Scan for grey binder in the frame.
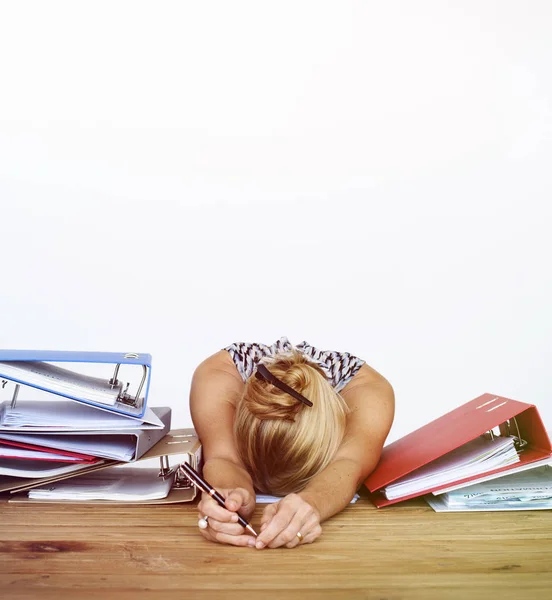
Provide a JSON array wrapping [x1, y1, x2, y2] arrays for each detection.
[[0, 407, 172, 494], [22, 405, 173, 461]]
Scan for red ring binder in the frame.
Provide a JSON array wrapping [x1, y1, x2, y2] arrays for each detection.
[[364, 393, 552, 507]]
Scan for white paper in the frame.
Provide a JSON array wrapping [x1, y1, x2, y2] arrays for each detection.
[[433, 457, 552, 495], [0, 446, 87, 462], [256, 492, 360, 504], [0, 400, 163, 431], [0, 361, 120, 405], [28, 466, 173, 501], [0, 432, 136, 462], [426, 494, 552, 512], [0, 459, 103, 478], [436, 465, 552, 507], [383, 436, 520, 500]]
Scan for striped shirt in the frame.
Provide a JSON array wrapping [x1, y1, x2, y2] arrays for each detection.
[[224, 337, 364, 392]]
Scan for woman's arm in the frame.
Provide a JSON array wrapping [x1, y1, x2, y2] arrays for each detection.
[[300, 364, 395, 519], [189, 351, 257, 546], [255, 364, 394, 549]]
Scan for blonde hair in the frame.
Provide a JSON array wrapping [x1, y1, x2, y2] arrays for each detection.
[[234, 351, 349, 495]]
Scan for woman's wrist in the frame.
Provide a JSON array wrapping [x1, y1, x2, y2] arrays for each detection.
[[297, 490, 322, 521], [202, 457, 256, 511], [203, 457, 252, 486]]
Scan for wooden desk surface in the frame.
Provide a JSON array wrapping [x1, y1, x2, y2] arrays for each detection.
[[1, 491, 551, 600]]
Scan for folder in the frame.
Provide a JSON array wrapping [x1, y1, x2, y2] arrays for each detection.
[[0, 438, 100, 463], [0, 406, 171, 469], [26, 466, 177, 503], [0, 350, 152, 418], [0, 400, 165, 430], [426, 463, 552, 512], [0, 460, 117, 494], [364, 393, 552, 507], [7, 428, 203, 504], [0, 458, 106, 479]]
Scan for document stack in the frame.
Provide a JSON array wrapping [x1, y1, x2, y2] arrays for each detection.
[[426, 462, 552, 512], [0, 350, 201, 504], [381, 435, 521, 502], [364, 393, 552, 512]]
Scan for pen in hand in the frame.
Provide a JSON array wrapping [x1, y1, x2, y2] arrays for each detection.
[[179, 461, 258, 537]]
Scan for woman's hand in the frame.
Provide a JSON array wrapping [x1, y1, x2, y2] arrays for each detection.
[[255, 493, 322, 549], [197, 487, 256, 547]]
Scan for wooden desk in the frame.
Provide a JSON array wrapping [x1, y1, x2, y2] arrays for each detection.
[[1, 492, 551, 600]]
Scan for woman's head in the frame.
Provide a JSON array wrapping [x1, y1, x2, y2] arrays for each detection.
[[234, 351, 349, 495]]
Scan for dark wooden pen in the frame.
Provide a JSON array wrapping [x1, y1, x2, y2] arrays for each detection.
[[179, 461, 258, 537]]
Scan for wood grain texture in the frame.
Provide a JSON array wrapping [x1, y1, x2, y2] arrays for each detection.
[[1, 490, 551, 600]]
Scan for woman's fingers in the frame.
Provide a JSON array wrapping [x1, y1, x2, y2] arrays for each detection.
[[224, 488, 252, 513], [203, 529, 257, 547], [284, 514, 322, 548], [198, 492, 322, 549], [198, 487, 254, 523], [260, 502, 278, 530], [256, 494, 322, 549], [197, 487, 257, 547], [197, 512, 255, 547], [264, 508, 310, 549], [256, 496, 305, 549], [198, 493, 239, 523], [198, 515, 245, 537]]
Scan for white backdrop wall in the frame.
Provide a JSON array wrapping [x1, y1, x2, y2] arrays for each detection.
[[1, 1, 551, 442]]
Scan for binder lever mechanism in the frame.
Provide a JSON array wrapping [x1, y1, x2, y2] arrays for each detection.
[[109, 364, 148, 407], [10, 383, 20, 409], [485, 416, 528, 452], [158, 455, 193, 489]]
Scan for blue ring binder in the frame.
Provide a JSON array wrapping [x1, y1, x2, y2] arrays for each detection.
[[0, 350, 152, 418]]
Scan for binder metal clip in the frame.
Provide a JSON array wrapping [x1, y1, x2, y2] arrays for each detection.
[[158, 456, 193, 490], [503, 417, 528, 451], [485, 416, 528, 452], [109, 362, 148, 408]]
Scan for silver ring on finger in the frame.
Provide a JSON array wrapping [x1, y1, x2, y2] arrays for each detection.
[[296, 531, 304, 543], [198, 515, 209, 530]]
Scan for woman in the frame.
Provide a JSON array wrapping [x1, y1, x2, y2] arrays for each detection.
[[189, 337, 394, 549]]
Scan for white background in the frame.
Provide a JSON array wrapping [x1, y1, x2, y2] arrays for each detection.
[[1, 1, 551, 443]]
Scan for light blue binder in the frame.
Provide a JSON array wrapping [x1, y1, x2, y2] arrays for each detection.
[[0, 350, 152, 418]]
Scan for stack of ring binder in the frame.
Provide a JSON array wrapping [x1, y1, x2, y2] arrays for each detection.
[[6, 429, 203, 505], [0, 350, 202, 504]]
